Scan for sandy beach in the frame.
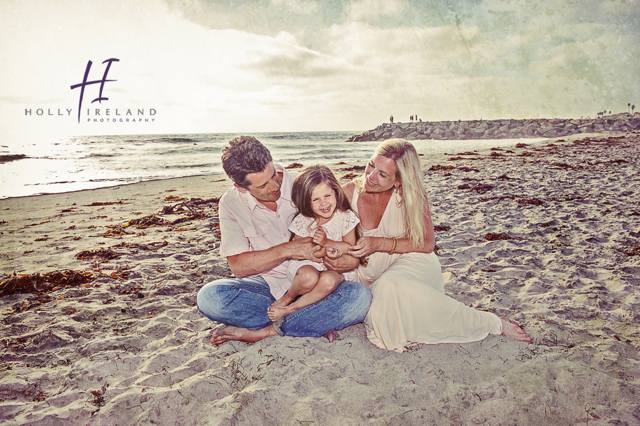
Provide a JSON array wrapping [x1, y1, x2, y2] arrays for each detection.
[[1, 132, 639, 425]]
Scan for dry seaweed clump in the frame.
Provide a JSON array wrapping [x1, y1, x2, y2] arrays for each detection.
[[624, 246, 640, 256], [485, 232, 511, 241], [76, 248, 121, 260], [125, 214, 169, 229], [429, 165, 455, 171], [0, 270, 95, 297]]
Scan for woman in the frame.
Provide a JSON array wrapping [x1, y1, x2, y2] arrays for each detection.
[[343, 139, 531, 352]]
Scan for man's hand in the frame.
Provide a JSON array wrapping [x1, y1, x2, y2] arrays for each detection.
[[287, 237, 322, 263], [227, 237, 322, 278], [324, 253, 358, 274], [312, 228, 328, 246]]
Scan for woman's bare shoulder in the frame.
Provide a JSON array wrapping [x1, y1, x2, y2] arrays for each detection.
[[342, 181, 356, 193], [342, 181, 356, 203]]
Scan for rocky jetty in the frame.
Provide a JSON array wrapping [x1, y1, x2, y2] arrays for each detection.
[[347, 116, 640, 142]]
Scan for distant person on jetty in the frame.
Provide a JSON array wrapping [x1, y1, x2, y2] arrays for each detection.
[[390, 115, 393, 124], [267, 165, 360, 322], [343, 139, 532, 352], [197, 136, 371, 345]]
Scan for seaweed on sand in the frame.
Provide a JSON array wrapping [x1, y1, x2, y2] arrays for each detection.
[[0, 270, 95, 298], [76, 248, 122, 261]]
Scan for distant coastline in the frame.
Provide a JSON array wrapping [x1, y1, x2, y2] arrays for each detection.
[[347, 114, 640, 142]]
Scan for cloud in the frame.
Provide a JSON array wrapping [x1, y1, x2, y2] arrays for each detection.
[[2, 0, 639, 137], [269, 0, 319, 15], [345, 0, 406, 21], [243, 46, 346, 79]]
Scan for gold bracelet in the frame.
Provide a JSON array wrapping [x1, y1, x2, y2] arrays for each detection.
[[388, 237, 397, 255]]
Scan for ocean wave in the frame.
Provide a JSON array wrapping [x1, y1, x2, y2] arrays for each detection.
[[263, 134, 304, 140], [25, 180, 76, 186], [157, 137, 199, 143], [83, 153, 118, 158], [88, 177, 138, 183], [0, 154, 29, 163], [172, 163, 216, 169]]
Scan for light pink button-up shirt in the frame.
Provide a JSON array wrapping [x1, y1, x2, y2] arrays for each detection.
[[218, 164, 298, 298]]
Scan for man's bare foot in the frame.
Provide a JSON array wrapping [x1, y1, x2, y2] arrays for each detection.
[[499, 318, 533, 343], [323, 330, 336, 343], [210, 325, 276, 345], [267, 305, 296, 321]]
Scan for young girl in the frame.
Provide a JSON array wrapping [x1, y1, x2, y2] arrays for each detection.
[[267, 165, 360, 321]]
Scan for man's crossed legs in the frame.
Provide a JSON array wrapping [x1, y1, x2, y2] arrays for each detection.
[[197, 275, 372, 344]]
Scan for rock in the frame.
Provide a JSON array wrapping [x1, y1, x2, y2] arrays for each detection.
[[345, 116, 632, 142], [627, 119, 640, 130], [406, 131, 419, 140]]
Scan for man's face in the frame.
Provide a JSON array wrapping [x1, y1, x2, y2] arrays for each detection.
[[243, 163, 282, 203]]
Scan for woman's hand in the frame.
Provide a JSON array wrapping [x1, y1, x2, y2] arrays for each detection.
[[348, 236, 381, 258]]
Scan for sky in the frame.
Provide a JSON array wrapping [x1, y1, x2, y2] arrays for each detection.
[[1, 0, 639, 142]]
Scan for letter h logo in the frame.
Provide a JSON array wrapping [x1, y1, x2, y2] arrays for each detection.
[[70, 58, 119, 123]]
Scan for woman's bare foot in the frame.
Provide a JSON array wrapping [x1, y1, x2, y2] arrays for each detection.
[[499, 318, 533, 343], [210, 324, 277, 345], [267, 305, 296, 321], [324, 330, 336, 343]]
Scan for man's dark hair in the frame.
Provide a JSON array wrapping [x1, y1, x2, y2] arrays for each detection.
[[221, 136, 273, 188]]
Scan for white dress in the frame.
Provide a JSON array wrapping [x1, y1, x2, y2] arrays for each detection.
[[352, 189, 502, 352], [287, 209, 360, 282]]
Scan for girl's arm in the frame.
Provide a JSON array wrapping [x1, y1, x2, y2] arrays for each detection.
[[314, 227, 357, 254]]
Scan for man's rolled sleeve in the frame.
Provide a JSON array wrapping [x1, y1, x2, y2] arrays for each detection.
[[218, 198, 250, 258]]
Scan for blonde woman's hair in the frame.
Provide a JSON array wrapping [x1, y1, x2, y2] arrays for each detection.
[[354, 139, 428, 249]]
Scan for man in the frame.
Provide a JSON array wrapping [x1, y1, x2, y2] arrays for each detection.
[[197, 136, 372, 345]]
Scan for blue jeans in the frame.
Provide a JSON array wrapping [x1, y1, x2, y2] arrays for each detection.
[[197, 275, 372, 337]]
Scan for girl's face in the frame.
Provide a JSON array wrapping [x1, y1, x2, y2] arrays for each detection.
[[310, 182, 337, 223], [364, 154, 398, 192]]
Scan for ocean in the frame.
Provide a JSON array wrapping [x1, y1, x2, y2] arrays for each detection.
[[0, 131, 545, 199]]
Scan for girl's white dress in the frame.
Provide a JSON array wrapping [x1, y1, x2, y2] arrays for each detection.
[[287, 209, 360, 282], [351, 188, 502, 352]]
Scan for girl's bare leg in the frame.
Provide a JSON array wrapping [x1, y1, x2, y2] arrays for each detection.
[[282, 270, 344, 314], [268, 266, 319, 320], [268, 270, 343, 321]]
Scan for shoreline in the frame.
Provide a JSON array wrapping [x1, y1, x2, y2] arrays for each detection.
[[0, 131, 607, 202], [1, 131, 639, 425]]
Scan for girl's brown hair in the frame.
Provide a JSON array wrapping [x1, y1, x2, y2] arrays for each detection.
[[291, 165, 351, 218]]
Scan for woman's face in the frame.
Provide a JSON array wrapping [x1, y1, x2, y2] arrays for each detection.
[[364, 154, 399, 192]]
